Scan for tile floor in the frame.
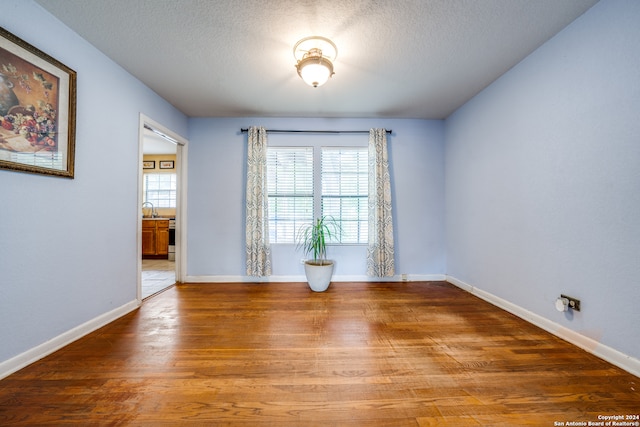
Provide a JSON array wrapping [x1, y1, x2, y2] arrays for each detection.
[[141, 259, 175, 299]]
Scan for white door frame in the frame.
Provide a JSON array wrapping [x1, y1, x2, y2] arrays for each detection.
[[137, 114, 189, 302]]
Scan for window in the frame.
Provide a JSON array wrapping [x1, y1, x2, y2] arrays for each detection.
[[321, 148, 368, 243], [266, 146, 368, 244], [267, 147, 313, 243], [143, 173, 177, 208]]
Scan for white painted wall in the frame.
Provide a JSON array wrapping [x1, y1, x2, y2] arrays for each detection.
[[445, 0, 640, 361], [186, 117, 445, 281], [0, 1, 188, 368]]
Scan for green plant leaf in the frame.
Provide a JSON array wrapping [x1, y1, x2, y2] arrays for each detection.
[[295, 215, 341, 262]]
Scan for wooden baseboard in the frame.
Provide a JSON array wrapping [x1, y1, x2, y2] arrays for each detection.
[[184, 274, 447, 283]]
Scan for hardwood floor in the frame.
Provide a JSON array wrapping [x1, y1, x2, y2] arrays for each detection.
[[0, 282, 637, 426]]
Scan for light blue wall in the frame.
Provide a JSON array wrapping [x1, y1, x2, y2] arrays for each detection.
[[445, 0, 640, 359], [0, 1, 188, 363], [187, 117, 445, 279]]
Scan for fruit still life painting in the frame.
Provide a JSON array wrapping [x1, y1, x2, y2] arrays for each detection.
[[0, 52, 59, 154], [0, 26, 76, 177]]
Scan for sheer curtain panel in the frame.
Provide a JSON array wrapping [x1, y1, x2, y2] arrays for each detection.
[[245, 126, 272, 276], [367, 128, 395, 277]]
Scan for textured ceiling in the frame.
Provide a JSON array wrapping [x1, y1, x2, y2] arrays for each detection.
[[35, 0, 598, 119]]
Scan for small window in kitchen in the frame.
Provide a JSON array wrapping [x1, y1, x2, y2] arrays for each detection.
[[143, 173, 177, 208]]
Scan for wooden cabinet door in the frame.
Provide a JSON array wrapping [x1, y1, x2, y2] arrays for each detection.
[[141, 227, 156, 256], [156, 221, 169, 256]]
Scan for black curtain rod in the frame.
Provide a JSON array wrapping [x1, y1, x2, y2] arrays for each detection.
[[240, 128, 391, 134]]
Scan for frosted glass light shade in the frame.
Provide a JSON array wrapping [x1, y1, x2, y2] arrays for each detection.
[[297, 57, 334, 87], [293, 37, 337, 88]]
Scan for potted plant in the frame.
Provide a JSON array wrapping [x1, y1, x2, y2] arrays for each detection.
[[296, 216, 340, 292]]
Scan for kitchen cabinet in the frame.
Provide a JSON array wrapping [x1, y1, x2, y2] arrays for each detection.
[[142, 219, 169, 258]]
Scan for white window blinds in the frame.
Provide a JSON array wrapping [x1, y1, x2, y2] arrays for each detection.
[[143, 173, 177, 208], [321, 147, 368, 244], [267, 147, 314, 243], [266, 146, 368, 244]]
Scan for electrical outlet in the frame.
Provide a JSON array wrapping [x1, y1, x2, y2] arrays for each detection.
[[561, 294, 581, 311]]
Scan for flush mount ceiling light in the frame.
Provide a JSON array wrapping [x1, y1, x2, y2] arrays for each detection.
[[293, 36, 337, 88]]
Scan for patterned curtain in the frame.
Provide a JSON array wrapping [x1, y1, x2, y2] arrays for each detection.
[[367, 128, 395, 277], [245, 126, 272, 276]]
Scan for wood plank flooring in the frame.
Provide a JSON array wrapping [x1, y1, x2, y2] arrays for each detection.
[[0, 281, 637, 426]]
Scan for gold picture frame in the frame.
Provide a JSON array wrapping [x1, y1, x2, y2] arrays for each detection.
[[0, 27, 77, 178]]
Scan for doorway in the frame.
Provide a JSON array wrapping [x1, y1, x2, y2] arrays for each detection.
[[138, 115, 187, 300]]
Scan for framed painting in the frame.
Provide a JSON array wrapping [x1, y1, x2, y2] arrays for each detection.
[[0, 27, 77, 178], [159, 160, 174, 169], [143, 160, 155, 170]]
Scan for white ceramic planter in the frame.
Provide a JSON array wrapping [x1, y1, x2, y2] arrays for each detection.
[[304, 261, 334, 292]]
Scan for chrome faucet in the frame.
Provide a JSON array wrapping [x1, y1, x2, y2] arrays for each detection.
[[142, 202, 157, 218]]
